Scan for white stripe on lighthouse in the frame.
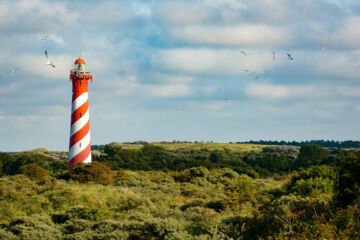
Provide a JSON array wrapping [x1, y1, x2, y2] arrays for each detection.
[[72, 92, 88, 113], [69, 131, 91, 160], [70, 110, 89, 136], [83, 153, 92, 164]]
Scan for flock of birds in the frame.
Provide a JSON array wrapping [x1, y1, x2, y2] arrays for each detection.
[[223, 43, 326, 103], [0, 35, 325, 105], [0, 36, 55, 80]]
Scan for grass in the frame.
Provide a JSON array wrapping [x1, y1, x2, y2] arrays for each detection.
[[107, 142, 270, 153]]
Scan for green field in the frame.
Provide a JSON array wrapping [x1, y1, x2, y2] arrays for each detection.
[[106, 142, 271, 152]]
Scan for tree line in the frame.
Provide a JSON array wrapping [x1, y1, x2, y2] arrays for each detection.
[[238, 140, 359, 148]]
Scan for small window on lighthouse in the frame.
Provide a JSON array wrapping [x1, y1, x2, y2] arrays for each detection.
[[79, 142, 82, 148], [80, 113, 82, 117]]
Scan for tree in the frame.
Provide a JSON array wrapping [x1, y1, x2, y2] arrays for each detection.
[[295, 144, 329, 168], [336, 151, 360, 207]]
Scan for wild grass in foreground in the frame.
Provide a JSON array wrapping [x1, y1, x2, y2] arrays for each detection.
[[0, 143, 359, 239]]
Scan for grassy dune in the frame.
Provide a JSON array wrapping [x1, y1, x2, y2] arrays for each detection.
[[107, 142, 270, 152]]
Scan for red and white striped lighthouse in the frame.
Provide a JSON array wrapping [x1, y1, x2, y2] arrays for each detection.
[[68, 58, 93, 170]]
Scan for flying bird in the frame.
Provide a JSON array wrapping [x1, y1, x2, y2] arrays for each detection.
[[240, 50, 251, 56], [273, 51, 276, 60], [45, 50, 56, 68], [286, 53, 294, 60], [40, 35, 48, 41], [320, 43, 325, 50], [243, 69, 251, 75], [254, 75, 260, 80], [8, 68, 20, 74]]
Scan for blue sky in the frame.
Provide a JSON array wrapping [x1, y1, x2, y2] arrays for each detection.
[[0, 0, 360, 151]]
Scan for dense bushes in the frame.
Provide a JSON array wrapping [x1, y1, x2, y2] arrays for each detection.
[[295, 144, 330, 168], [68, 162, 114, 185], [288, 165, 336, 197], [0, 143, 359, 239], [336, 151, 360, 207], [19, 163, 49, 180]]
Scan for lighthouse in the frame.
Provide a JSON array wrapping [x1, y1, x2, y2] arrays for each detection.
[[68, 58, 93, 170]]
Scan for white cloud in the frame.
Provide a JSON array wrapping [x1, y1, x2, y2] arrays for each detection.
[[147, 84, 193, 97], [17, 54, 74, 80], [132, 2, 152, 17], [245, 83, 291, 99], [168, 24, 291, 46], [313, 50, 360, 79], [107, 75, 140, 96], [245, 82, 360, 100], [0, 83, 20, 95], [356, 105, 360, 113], [327, 16, 360, 48], [104, 75, 193, 97], [187, 101, 225, 111], [0, 0, 77, 32], [153, 73, 196, 83], [80, 1, 135, 25], [155, 1, 212, 24], [152, 48, 275, 75]]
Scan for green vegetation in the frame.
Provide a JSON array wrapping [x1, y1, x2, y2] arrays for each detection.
[[0, 142, 359, 239]]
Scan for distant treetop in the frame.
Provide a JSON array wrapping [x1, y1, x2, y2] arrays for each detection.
[[237, 140, 359, 148]]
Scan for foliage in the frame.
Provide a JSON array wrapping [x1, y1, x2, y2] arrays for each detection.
[[68, 162, 114, 185], [19, 163, 49, 180], [242, 140, 360, 148], [336, 151, 360, 207], [0, 144, 359, 239], [295, 144, 330, 168], [288, 165, 336, 197]]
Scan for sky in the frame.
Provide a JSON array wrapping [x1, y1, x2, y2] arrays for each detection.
[[0, 0, 360, 151]]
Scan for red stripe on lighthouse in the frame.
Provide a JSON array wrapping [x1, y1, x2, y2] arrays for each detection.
[[69, 120, 90, 148], [68, 58, 93, 170], [68, 142, 91, 170], [71, 100, 88, 124]]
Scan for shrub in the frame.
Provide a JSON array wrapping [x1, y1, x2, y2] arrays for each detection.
[[7, 215, 61, 239], [189, 167, 209, 178], [66, 206, 109, 221], [295, 144, 329, 169], [19, 164, 49, 180], [68, 162, 114, 185], [62, 219, 92, 234], [288, 165, 336, 196], [336, 151, 360, 207], [134, 217, 191, 240], [180, 199, 206, 211], [0, 228, 16, 240], [206, 200, 226, 212]]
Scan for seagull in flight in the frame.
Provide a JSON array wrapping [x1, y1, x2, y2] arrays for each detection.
[[240, 50, 251, 56], [8, 68, 20, 74], [273, 51, 276, 60], [45, 50, 55, 68], [287, 53, 294, 60], [41, 35, 48, 41], [320, 43, 325, 50], [254, 75, 260, 80], [243, 69, 251, 75]]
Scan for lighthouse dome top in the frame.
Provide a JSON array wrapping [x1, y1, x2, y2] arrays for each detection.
[[75, 58, 86, 64]]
